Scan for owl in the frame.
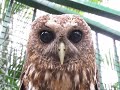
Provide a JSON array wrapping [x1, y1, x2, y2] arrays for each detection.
[[20, 14, 99, 90]]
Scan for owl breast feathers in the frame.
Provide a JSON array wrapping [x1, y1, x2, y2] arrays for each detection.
[[20, 14, 99, 90]]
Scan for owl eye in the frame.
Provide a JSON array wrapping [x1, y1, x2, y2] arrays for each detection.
[[68, 30, 82, 43], [40, 30, 55, 43]]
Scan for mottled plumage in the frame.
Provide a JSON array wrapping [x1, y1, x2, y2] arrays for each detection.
[[20, 14, 99, 90]]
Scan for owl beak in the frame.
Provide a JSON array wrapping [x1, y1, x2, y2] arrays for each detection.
[[58, 42, 65, 65]]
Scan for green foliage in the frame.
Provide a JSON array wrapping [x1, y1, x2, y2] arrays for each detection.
[[1, 0, 27, 21], [4, 61, 24, 90], [0, 45, 25, 89], [90, 0, 102, 3], [112, 82, 120, 90], [65, 5, 84, 16]]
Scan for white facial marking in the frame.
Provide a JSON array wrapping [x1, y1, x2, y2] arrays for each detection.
[[58, 42, 66, 65], [74, 74, 79, 86], [28, 82, 32, 90], [26, 64, 32, 74], [46, 15, 61, 28], [56, 72, 60, 81], [50, 63, 53, 69], [83, 70, 87, 82], [34, 72, 39, 80], [67, 65, 70, 71], [29, 66, 35, 76], [94, 66, 97, 81], [44, 71, 51, 81], [28, 81, 37, 90], [64, 21, 77, 27], [32, 87, 37, 90], [90, 82, 95, 90]]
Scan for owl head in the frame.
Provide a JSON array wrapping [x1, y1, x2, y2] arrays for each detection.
[[26, 14, 95, 70]]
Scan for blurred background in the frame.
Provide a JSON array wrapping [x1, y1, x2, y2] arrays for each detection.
[[0, 0, 120, 90]]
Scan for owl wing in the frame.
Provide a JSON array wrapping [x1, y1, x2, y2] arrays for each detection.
[[95, 82, 99, 90], [19, 81, 25, 90], [95, 69, 100, 90], [19, 72, 26, 90]]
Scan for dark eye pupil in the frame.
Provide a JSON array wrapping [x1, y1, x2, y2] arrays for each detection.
[[40, 30, 55, 43], [68, 30, 82, 43]]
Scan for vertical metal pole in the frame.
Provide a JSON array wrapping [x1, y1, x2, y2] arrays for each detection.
[[0, 0, 14, 88], [32, 8, 36, 21], [95, 32, 104, 90], [0, 0, 13, 45], [113, 39, 120, 89]]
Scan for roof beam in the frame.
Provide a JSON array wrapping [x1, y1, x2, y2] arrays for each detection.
[[16, 0, 62, 14], [48, 0, 120, 21]]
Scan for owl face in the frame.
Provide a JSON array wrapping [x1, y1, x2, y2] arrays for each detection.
[[21, 14, 98, 90], [27, 14, 94, 68]]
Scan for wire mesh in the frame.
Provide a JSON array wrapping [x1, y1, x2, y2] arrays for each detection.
[[0, 1, 34, 90], [0, 0, 120, 90]]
